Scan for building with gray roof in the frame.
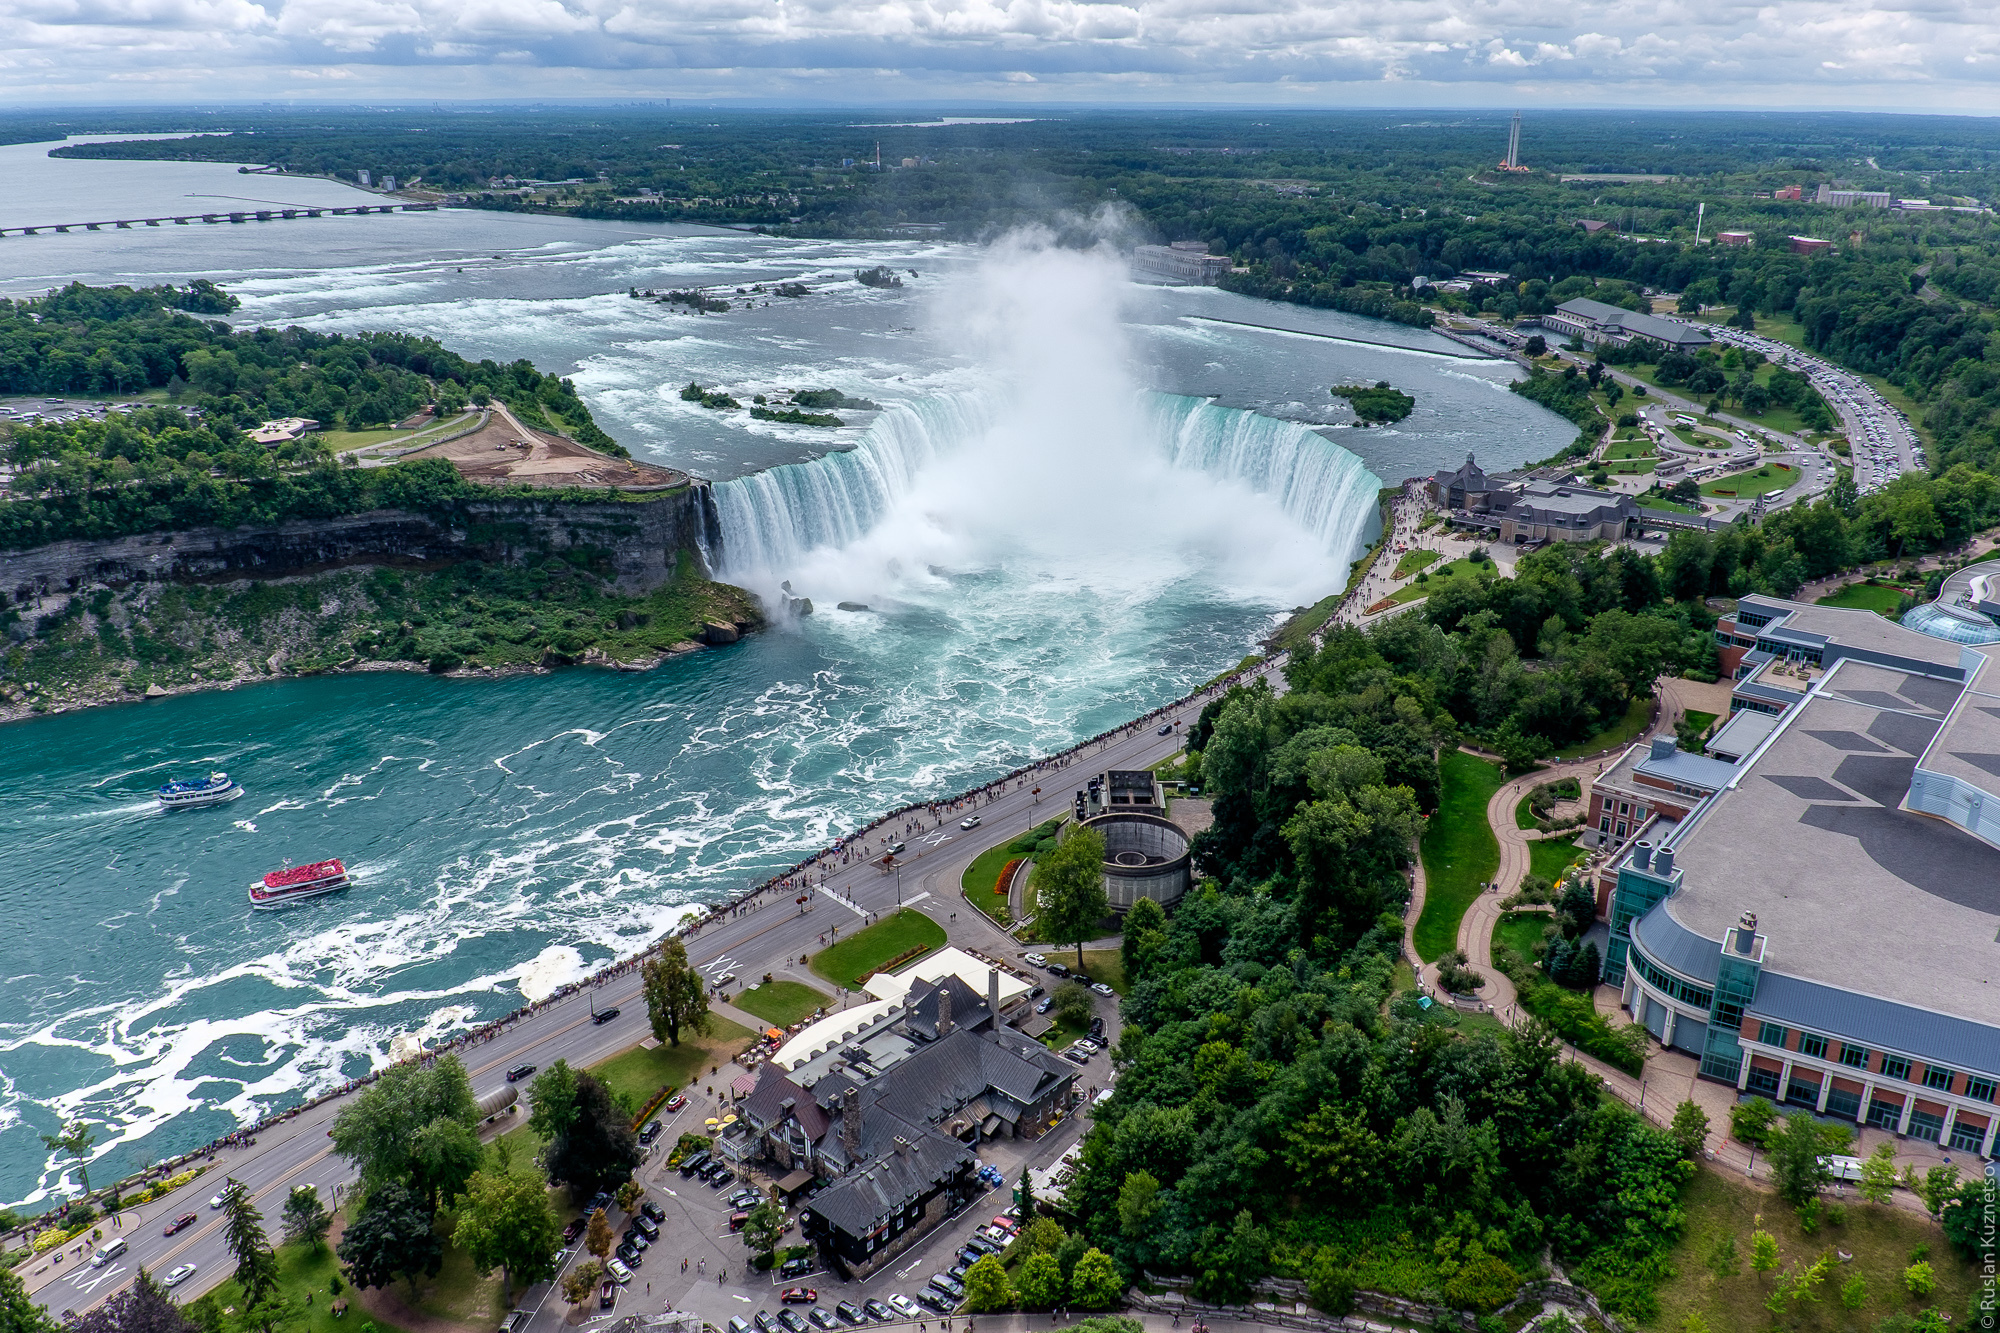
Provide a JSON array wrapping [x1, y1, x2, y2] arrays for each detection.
[[1540, 297, 1713, 351], [1601, 599, 2000, 1155]]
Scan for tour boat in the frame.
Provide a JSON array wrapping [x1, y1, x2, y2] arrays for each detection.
[[248, 859, 350, 909], [157, 772, 242, 809]]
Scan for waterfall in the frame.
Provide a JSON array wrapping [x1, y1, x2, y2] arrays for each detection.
[[708, 391, 1384, 580]]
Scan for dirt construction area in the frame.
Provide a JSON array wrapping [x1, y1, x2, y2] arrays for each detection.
[[407, 403, 688, 490]]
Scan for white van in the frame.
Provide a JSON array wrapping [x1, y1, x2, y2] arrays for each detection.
[[91, 1238, 128, 1268]]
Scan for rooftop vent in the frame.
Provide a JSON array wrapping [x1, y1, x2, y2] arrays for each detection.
[[1633, 841, 1653, 871], [1650, 736, 1676, 761], [1656, 845, 1675, 875]]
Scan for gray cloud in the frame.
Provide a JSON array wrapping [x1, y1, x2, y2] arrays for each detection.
[[3, 0, 2000, 102]]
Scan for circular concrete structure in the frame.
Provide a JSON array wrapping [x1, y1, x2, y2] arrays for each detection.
[[1084, 812, 1191, 912]]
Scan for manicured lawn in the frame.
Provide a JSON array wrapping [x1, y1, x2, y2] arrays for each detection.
[[1555, 695, 1653, 759], [1606, 438, 1655, 461], [1701, 462, 1798, 498], [1527, 835, 1584, 883], [1638, 493, 1700, 514], [1414, 751, 1505, 961], [1604, 457, 1657, 474], [733, 980, 831, 1028], [197, 1236, 423, 1333], [1514, 792, 1539, 830], [1817, 581, 1912, 616], [1647, 1164, 1976, 1333], [589, 1015, 755, 1107], [961, 843, 1021, 926], [1076, 949, 1128, 994], [1684, 709, 1718, 735], [1494, 911, 1552, 963], [1391, 556, 1498, 604], [809, 908, 946, 988], [1392, 548, 1441, 578]]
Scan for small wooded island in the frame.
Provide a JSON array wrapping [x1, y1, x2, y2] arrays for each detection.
[[1332, 380, 1416, 424]]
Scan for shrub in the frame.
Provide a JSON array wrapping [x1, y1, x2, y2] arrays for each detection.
[[1905, 1260, 1936, 1296], [1730, 1097, 1779, 1149]]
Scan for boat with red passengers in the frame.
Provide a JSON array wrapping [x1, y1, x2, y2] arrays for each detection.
[[248, 859, 350, 909]]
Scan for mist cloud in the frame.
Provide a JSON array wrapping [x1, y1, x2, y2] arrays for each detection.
[[3, 0, 2000, 104]]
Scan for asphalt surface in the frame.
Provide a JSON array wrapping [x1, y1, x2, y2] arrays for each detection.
[[27, 689, 1229, 1321]]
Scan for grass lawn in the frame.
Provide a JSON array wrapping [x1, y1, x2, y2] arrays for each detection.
[[1638, 493, 1700, 514], [733, 980, 831, 1028], [1076, 949, 1128, 994], [1646, 1165, 1976, 1333], [1605, 457, 1657, 474], [589, 1015, 755, 1107], [1701, 462, 1798, 498], [1817, 582, 1912, 616], [1414, 751, 1505, 961], [810, 908, 946, 988], [1685, 709, 1718, 735], [1753, 314, 1933, 444], [1514, 792, 1539, 830], [1527, 835, 1584, 883], [1555, 695, 1653, 759], [198, 1237, 428, 1333], [1391, 556, 1499, 604], [961, 843, 1022, 926], [1494, 911, 1552, 963], [1393, 548, 1441, 578], [1268, 593, 1342, 654]]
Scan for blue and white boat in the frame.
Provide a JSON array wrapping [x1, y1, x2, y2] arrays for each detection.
[[157, 772, 242, 809]]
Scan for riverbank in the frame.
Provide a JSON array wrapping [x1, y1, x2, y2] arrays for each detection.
[[0, 554, 759, 724]]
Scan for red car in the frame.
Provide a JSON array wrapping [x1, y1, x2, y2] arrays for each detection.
[[163, 1212, 199, 1237], [664, 1092, 688, 1112], [780, 1289, 818, 1304], [991, 1215, 1018, 1233]]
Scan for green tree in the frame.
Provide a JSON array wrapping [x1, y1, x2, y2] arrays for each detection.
[[1442, 1251, 1522, 1313], [39, 1120, 97, 1194], [1305, 1249, 1355, 1316], [1840, 1272, 1868, 1308], [1120, 897, 1168, 983], [408, 1117, 484, 1212], [1052, 980, 1094, 1028], [1115, 1171, 1160, 1238], [337, 1182, 442, 1297], [1915, 1164, 1963, 1216], [1016, 1252, 1067, 1309], [1017, 1165, 1037, 1218], [544, 1072, 641, 1198], [1668, 1100, 1710, 1160], [1858, 1142, 1900, 1204], [743, 1191, 785, 1265], [585, 1208, 613, 1261], [1905, 1260, 1936, 1297], [527, 1060, 581, 1142], [641, 937, 711, 1048], [67, 1266, 197, 1333], [453, 1169, 561, 1304], [1750, 1228, 1780, 1276], [0, 1264, 59, 1333], [560, 1260, 605, 1310], [330, 1056, 478, 1190], [1032, 826, 1109, 969], [1730, 1097, 1778, 1149], [961, 1254, 1015, 1312], [222, 1179, 279, 1311], [1768, 1111, 1835, 1207], [281, 1185, 331, 1252], [1068, 1249, 1123, 1309]]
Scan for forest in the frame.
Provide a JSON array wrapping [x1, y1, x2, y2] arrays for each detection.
[[0, 283, 630, 549]]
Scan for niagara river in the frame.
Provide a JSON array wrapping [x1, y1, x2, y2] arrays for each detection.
[[0, 140, 1578, 1205]]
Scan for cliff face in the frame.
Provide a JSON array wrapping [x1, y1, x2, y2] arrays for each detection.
[[0, 486, 723, 602]]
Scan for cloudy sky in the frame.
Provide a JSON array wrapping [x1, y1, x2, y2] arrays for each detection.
[[4, 0, 1999, 106]]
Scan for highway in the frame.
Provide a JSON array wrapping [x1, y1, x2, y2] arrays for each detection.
[[25, 688, 1225, 1321]]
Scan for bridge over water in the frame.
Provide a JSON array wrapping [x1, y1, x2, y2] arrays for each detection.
[[0, 202, 441, 237]]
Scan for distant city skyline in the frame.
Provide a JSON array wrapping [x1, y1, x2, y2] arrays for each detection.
[[4, 0, 2000, 109]]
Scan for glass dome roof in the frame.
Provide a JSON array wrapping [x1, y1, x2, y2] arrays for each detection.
[[1902, 601, 2000, 645]]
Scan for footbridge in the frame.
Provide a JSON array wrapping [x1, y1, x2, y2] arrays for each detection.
[[0, 202, 441, 237]]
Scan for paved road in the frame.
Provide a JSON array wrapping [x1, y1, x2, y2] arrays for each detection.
[[28, 689, 1227, 1321]]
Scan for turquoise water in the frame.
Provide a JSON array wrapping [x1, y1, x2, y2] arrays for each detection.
[[0, 144, 1576, 1206]]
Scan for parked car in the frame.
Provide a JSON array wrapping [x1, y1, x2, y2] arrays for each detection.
[[665, 1092, 688, 1112], [1090, 982, 1114, 997], [754, 1312, 778, 1333], [835, 1301, 866, 1324], [605, 1257, 634, 1283], [947, 1262, 970, 1283], [638, 1120, 664, 1144], [600, 1281, 617, 1309], [930, 1274, 965, 1299], [955, 1246, 985, 1268], [977, 1225, 1009, 1246], [778, 1310, 808, 1333], [163, 1212, 199, 1237], [1034, 996, 1053, 1014], [1023, 952, 1046, 967], [563, 1217, 588, 1243], [1062, 1046, 1090, 1065], [862, 1299, 892, 1322], [780, 1289, 818, 1305], [622, 1228, 650, 1252], [992, 1214, 1019, 1231], [1046, 961, 1070, 977], [616, 1242, 644, 1266], [506, 1062, 536, 1082], [729, 1211, 751, 1232], [810, 1309, 840, 1329], [632, 1215, 660, 1240], [642, 1201, 666, 1224], [162, 1263, 196, 1289], [780, 1256, 816, 1279], [730, 1317, 753, 1333], [1089, 1016, 1105, 1038], [965, 1235, 999, 1255], [586, 1191, 616, 1214], [887, 1296, 925, 1319], [913, 1290, 951, 1313], [1075, 1038, 1101, 1054], [710, 1168, 736, 1189], [959, 815, 981, 830], [679, 1152, 711, 1177]]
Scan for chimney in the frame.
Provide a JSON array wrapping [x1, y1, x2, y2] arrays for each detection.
[[1655, 845, 1676, 875], [988, 968, 1001, 1022], [937, 983, 953, 1037], [1734, 911, 1759, 955], [841, 1086, 861, 1158], [1650, 736, 1675, 761], [893, 1135, 911, 1157], [1633, 841, 1653, 871]]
